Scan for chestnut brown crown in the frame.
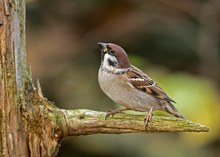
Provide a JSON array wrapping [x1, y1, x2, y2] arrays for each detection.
[[98, 42, 131, 69]]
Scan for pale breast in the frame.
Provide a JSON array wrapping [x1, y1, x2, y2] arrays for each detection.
[[98, 68, 161, 112]]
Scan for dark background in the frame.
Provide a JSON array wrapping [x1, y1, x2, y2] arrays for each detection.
[[26, 0, 220, 157]]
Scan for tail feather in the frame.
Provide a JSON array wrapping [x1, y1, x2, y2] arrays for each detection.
[[162, 102, 188, 120]]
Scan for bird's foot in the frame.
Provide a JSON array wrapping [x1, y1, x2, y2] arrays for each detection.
[[144, 107, 153, 129], [105, 108, 129, 120]]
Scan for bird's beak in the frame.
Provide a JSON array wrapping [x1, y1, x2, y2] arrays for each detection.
[[97, 42, 108, 53]]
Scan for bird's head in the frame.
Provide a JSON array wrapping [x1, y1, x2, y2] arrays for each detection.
[[98, 42, 131, 69]]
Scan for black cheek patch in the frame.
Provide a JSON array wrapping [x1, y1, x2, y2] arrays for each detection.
[[108, 59, 117, 67]]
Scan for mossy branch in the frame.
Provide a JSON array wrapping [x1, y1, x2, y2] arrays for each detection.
[[22, 81, 209, 156], [59, 109, 209, 137]]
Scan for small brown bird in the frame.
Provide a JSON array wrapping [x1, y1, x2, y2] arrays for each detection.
[[97, 42, 187, 127]]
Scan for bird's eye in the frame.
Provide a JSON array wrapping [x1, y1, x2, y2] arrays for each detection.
[[108, 50, 115, 55]]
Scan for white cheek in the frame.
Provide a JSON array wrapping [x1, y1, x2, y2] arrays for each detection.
[[103, 53, 118, 67], [101, 53, 128, 74]]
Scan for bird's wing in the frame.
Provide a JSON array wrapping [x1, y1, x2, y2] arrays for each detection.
[[124, 66, 176, 103]]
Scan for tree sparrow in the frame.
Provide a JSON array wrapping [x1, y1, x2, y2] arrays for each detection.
[[97, 42, 187, 127]]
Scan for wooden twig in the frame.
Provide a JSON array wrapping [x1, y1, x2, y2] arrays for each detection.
[[60, 109, 209, 137]]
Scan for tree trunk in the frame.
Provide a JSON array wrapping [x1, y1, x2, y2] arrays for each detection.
[[0, 0, 209, 157], [0, 0, 28, 156]]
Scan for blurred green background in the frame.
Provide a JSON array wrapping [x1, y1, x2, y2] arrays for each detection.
[[26, 0, 220, 157]]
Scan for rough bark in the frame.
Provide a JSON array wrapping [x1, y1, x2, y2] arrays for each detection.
[[0, 0, 28, 156], [0, 0, 209, 157]]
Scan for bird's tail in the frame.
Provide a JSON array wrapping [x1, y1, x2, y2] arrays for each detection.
[[162, 102, 188, 120]]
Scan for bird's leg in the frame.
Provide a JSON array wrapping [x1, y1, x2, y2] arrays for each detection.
[[105, 108, 130, 120], [144, 107, 154, 128]]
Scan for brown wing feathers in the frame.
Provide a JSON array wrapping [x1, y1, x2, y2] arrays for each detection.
[[126, 67, 176, 103]]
